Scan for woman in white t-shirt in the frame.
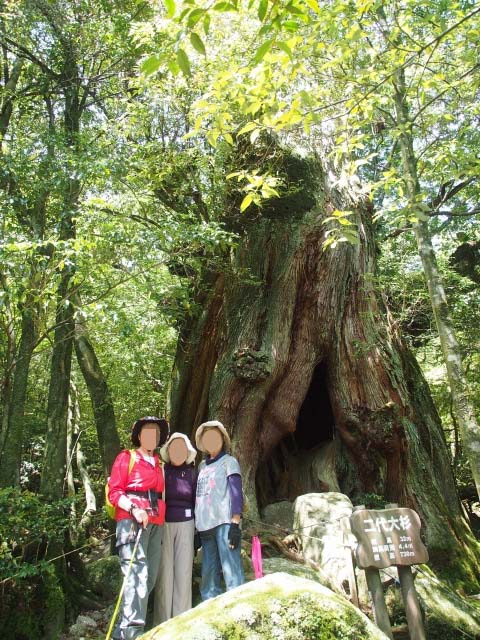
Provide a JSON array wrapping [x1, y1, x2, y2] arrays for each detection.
[[194, 420, 244, 600]]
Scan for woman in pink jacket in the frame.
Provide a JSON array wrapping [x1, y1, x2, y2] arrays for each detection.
[[108, 416, 169, 640]]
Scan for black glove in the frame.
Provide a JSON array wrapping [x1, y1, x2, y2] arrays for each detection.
[[228, 522, 241, 549], [194, 532, 202, 555]]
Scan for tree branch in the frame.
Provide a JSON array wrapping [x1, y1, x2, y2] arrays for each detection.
[[0, 36, 59, 78], [430, 177, 477, 211], [429, 207, 480, 218], [412, 63, 480, 123]]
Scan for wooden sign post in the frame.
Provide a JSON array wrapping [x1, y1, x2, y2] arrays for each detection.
[[350, 505, 428, 640]]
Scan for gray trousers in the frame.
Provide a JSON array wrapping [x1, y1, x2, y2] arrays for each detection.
[[154, 519, 195, 625], [113, 519, 163, 640]]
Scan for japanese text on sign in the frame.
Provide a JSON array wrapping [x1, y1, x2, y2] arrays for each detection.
[[350, 507, 429, 569]]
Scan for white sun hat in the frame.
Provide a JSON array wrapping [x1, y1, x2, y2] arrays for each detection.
[[160, 432, 197, 465], [195, 420, 231, 453]]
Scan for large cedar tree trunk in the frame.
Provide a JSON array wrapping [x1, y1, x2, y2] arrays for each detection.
[[171, 148, 479, 585]]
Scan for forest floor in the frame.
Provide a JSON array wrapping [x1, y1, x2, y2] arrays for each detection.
[[59, 522, 418, 640], [59, 503, 480, 639]]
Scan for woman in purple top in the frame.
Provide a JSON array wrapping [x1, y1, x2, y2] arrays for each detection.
[[153, 432, 197, 624]]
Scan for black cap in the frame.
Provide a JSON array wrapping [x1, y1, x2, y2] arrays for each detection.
[[131, 416, 169, 448]]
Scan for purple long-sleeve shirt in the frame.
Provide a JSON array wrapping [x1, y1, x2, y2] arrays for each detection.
[[227, 474, 243, 516], [164, 463, 197, 522], [206, 451, 243, 516]]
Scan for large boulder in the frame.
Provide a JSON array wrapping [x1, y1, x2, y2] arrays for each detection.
[[140, 572, 389, 639], [293, 492, 354, 595], [84, 555, 122, 600], [68, 614, 98, 639], [261, 557, 323, 583]]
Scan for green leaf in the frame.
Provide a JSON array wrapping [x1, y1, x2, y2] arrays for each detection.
[[237, 122, 257, 135], [303, 0, 319, 13], [277, 41, 293, 59], [203, 13, 211, 34], [346, 24, 362, 41], [167, 59, 180, 75], [164, 0, 176, 18], [176, 48, 191, 77], [283, 20, 299, 32], [187, 8, 205, 27], [244, 100, 262, 115], [140, 55, 161, 76], [224, 133, 234, 145], [179, 7, 191, 20], [213, 2, 237, 11], [206, 130, 219, 148], [258, 0, 268, 21], [253, 39, 273, 64], [285, 2, 304, 16], [240, 193, 254, 212], [190, 32, 206, 55]]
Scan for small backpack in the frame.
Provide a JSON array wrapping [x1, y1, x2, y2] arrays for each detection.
[[105, 449, 137, 519]]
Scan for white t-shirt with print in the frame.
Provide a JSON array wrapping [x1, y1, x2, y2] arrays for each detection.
[[195, 454, 241, 532]]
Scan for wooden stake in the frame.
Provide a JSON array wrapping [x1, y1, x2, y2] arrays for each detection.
[[365, 567, 394, 640], [397, 565, 426, 640]]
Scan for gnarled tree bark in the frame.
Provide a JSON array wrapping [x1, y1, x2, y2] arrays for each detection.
[[171, 148, 479, 585]]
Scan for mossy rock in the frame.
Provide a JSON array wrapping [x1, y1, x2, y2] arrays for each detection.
[[141, 572, 389, 639], [261, 557, 324, 584], [415, 568, 480, 639], [84, 555, 122, 600]]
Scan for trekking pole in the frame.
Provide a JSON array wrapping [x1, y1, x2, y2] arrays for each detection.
[[105, 524, 143, 640]]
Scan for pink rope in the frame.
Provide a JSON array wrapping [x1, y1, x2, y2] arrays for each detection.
[[251, 535, 263, 579]]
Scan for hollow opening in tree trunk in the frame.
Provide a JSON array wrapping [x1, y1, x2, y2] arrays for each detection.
[[257, 362, 336, 510], [296, 362, 335, 449]]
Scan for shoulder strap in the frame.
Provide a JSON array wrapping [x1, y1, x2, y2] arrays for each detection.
[[126, 450, 165, 503], [128, 449, 137, 475], [158, 458, 165, 502]]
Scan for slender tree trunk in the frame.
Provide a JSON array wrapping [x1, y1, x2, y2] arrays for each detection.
[[0, 50, 51, 484], [66, 385, 78, 541], [171, 147, 480, 585], [392, 67, 480, 501], [40, 269, 76, 498], [74, 297, 120, 477], [0, 56, 25, 460], [40, 51, 81, 499], [76, 426, 96, 532], [0, 303, 38, 486], [0, 197, 49, 487], [0, 273, 16, 458], [0, 57, 24, 141], [66, 381, 96, 541]]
